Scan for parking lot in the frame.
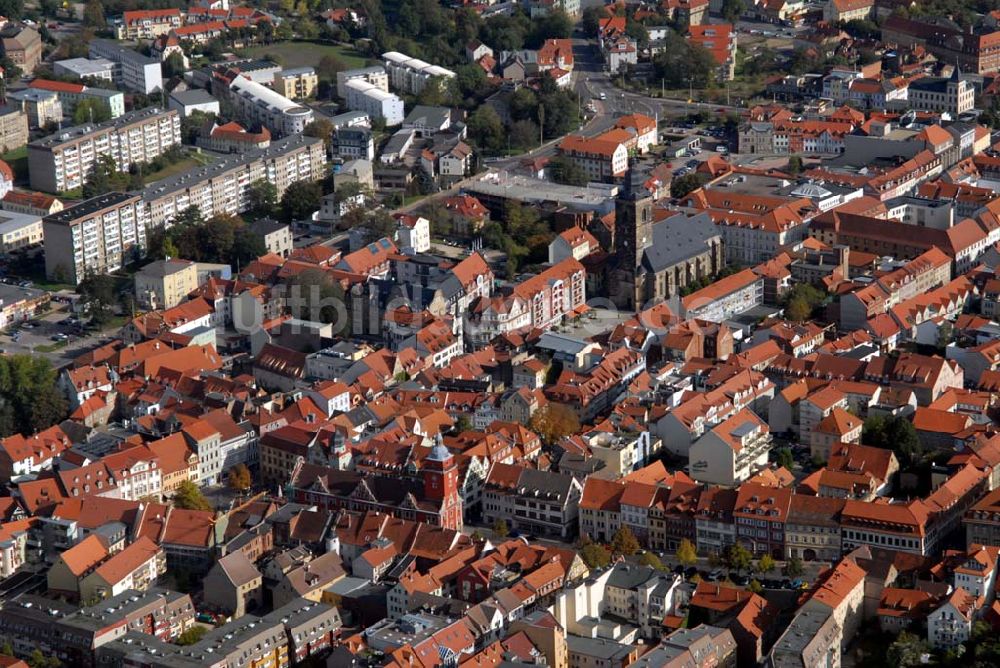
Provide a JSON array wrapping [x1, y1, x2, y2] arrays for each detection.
[[1, 307, 112, 369]]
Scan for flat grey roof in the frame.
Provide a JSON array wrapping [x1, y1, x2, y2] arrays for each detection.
[[281, 66, 316, 77], [141, 134, 321, 200], [0, 209, 41, 235], [29, 106, 174, 150], [465, 174, 613, 211], [169, 89, 217, 105], [44, 192, 140, 226]]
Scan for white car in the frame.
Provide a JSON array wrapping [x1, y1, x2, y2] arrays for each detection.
[[599, 92, 607, 100]]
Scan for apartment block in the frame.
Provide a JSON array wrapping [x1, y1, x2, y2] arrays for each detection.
[[0, 210, 43, 252], [344, 79, 405, 126], [134, 258, 199, 310], [27, 107, 181, 193], [382, 51, 456, 95], [116, 9, 183, 40], [227, 75, 313, 137], [0, 25, 42, 73], [89, 39, 164, 94], [681, 268, 764, 323], [53, 57, 116, 83], [6, 88, 62, 128], [29, 79, 126, 120], [0, 104, 29, 154], [336, 65, 389, 99], [43, 192, 149, 284], [274, 67, 318, 100], [557, 130, 630, 182], [141, 134, 326, 227]]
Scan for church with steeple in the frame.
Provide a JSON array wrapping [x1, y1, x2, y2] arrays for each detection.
[[607, 160, 724, 311]]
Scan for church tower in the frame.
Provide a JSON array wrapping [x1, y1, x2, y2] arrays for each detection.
[[611, 159, 654, 309]]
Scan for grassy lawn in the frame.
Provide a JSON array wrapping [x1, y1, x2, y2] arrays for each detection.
[[98, 315, 129, 332], [2, 146, 28, 183], [35, 341, 67, 353], [241, 41, 370, 70], [143, 153, 214, 185]]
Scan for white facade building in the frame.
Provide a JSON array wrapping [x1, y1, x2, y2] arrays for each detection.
[[343, 79, 405, 126], [228, 76, 313, 137], [89, 39, 164, 94], [382, 51, 456, 95]]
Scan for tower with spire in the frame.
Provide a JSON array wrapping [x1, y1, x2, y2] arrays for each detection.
[[422, 433, 463, 530], [609, 158, 653, 309]]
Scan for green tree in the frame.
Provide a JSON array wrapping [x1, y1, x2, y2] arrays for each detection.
[[786, 155, 803, 175], [176, 625, 208, 645], [863, 415, 922, 465], [508, 88, 538, 122], [550, 155, 587, 186], [162, 51, 187, 79], [528, 403, 580, 445], [526, 9, 572, 48], [936, 321, 954, 350], [721, 0, 746, 23], [453, 415, 472, 432], [611, 526, 640, 557], [625, 18, 648, 48], [230, 232, 267, 268], [0, 355, 68, 436], [73, 99, 112, 125], [581, 6, 605, 37], [77, 273, 118, 327], [676, 538, 698, 567], [453, 64, 490, 104], [200, 214, 239, 262], [886, 631, 930, 668], [786, 296, 812, 322], [653, 31, 716, 89], [467, 106, 505, 152], [247, 180, 278, 219], [492, 517, 509, 538], [757, 554, 776, 574], [748, 579, 763, 593], [671, 173, 707, 199], [784, 556, 804, 578], [227, 463, 251, 492], [286, 268, 347, 330], [639, 552, 664, 570], [279, 180, 322, 223], [305, 118, 334, 147], [579, 541, 612, 569], [725, 543, 753, 574], [508, 119, 539, 151], [173, 480, 212, 511], [316, 54, 348, 84], [83, 0, 106, 28], [782, 283, 827, 315], [181, 110, 215, 144], [775, 447, 795, 470]]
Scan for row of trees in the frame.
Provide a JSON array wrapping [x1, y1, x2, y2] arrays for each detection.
[[362, 0, 572, 68], [82, 146, 189, 198], [478, 201, 554, 277], [247, 178, 323, 224], [0, 355, 67, 437], [467, 78, 581, 155], [145, 207, 267, 267]]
